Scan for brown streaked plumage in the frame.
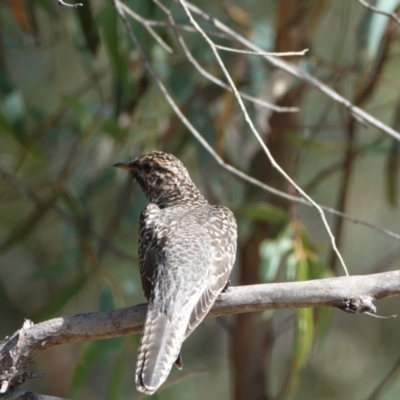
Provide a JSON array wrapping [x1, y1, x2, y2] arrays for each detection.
[[114, 151, 237, 395]]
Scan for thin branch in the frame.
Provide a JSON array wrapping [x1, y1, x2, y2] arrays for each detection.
[[356, 0, 400, 26], [119, 2, 173, 53], [112, 0, 400, 245], [107, 5, 230, 39], [177, 0, 350, 275], [58, 0, 82, 8], [113, 0, 301, 198], [316, 204, 400, 241], [329, 9, 398, 273], [183, 1, 400, 142], [124, 0, 299, 113], [303, 135, 385, 193], [0, 270, 399, 395], [214, 45, 309, 57]]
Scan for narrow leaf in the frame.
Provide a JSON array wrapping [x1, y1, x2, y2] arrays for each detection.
[[100, 2, 128, 81], [76, 1, 100, 55]]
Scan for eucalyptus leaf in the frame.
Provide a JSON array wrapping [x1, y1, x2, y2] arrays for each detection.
[[259, 231, 293, 282], [76, 1, 100, 55], [367, 0, 400, 59], [1, 91, 24, 125], [100, 2, 128, 82]]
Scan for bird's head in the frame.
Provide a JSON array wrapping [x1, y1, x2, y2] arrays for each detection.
[[114, 151, 204, 207]]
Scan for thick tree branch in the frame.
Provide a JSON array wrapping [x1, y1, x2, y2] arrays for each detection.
[[1, 270, 399, 398]]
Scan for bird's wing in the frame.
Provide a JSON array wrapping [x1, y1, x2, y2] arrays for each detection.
[[136, 216, 212, 395], [138, 203, 162, 301], [184, 205, 237, 339]]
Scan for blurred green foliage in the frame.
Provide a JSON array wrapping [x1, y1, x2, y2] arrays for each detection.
[[0, 1, 400, 400]]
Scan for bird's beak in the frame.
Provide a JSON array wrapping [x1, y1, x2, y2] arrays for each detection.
[[114, 160, 136, 172]]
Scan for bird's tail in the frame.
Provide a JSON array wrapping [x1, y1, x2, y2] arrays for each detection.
[[135, 307, 186, 395]]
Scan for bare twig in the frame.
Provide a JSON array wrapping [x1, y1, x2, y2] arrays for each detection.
[[317, 205, 400, 241], [119, 2, 173, 53], [183, 1, 400, 142], [177, 0, 350, 275], [113, 1, 300, 196], [124, 0, 299, 113], [214, 45, 309, 57], [111, 0, 400, 246], [58, 0, 82, 8], [303, 135, 386, 193], [108, 5, 229, 39], [356, 0, 400, 26]]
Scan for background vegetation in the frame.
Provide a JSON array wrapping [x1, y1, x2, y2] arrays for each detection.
[[0, 1, 400, 399]]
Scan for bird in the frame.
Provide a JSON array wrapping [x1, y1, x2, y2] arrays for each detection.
[[114, 151, 237, 395]]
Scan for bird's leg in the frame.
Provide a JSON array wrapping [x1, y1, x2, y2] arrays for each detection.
[[222, 279, 231, 293], [174, 353, 183, 370]]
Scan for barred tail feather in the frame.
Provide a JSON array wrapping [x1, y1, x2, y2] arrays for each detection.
[[135, 311, 186, 395]]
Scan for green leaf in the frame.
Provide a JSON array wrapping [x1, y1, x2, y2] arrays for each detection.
[[286, 134, 330, 152], [295, 306, 314, 368], [99, 2, 128, 82], [287, 257, 314, 398], [102, 118, 127, 139], [259, 309, 276, 321], [1, 90, 24, 125], [367, 0, 400, 59], [315, 307, 333, 348], [259, 227, 293, 282], [35, 0, 56, 15], [236, 202, 288, 224], [308, 257, 331, 280], [294, 224, 330, 281], [76, 1, 100, 55], [285, 252, 298, 281]]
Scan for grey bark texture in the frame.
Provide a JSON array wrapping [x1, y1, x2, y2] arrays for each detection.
[[1, 270, 399, 399]]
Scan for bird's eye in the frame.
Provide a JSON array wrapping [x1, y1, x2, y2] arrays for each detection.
[[142, 162, 153, 173]]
